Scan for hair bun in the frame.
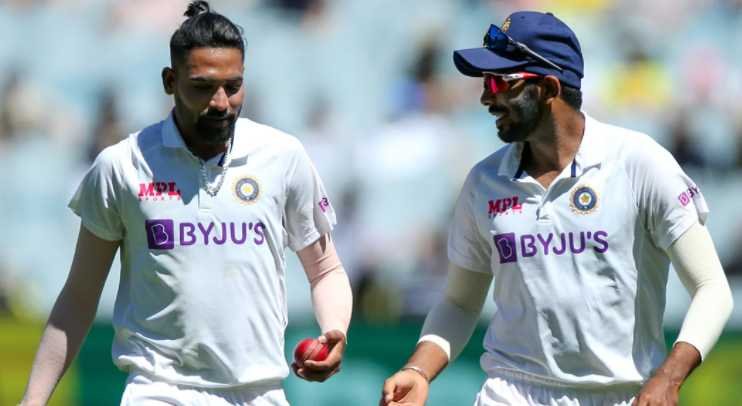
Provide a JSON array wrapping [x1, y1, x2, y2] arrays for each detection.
[[185, 1, 210, 18]]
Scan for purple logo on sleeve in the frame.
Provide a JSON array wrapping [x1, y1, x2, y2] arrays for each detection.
[[318, 197, 330, 213], [146, 219, 174, 250], [493, 233, 518, 263], [678, 185, 700, 207]]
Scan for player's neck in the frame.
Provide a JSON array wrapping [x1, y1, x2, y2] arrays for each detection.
[[522, 109, 585, 186]]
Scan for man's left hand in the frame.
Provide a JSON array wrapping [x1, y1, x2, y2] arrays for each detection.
[[632, 341, 702, 406], [291, 330, 346, 382], [632, 373, 680, 406]]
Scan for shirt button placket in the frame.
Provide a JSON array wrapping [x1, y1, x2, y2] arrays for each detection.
[[198, 163, 214, 211]]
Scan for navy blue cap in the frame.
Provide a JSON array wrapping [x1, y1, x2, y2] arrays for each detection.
[[453, 11, 584, 89]]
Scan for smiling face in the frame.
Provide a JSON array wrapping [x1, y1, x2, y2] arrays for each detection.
[[162, 47, 244, 157], [480, 74, 546, 144]]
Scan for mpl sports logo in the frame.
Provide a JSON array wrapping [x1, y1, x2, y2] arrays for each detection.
[[488, 196, 523, 218], [493, 230, 609, 264], [145, 219, 266, 250], [139, 181, 181, 201]]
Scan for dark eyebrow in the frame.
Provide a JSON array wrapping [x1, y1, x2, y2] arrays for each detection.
[[189, 76, 243, 82]]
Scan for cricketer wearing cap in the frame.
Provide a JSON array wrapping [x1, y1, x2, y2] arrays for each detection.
[[381, 11, 733, 406], [21, 2, 352, 405]]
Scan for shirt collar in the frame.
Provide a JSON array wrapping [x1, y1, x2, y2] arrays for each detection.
[[572, 113, 605, 174], [162, 111, 188, 149], [497, 112, 605, 179], [497, 142, 526, 179]]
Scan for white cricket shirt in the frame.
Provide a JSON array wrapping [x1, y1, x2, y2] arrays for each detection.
[[69, 113, 336, 388], [448, 114, 708, 387]]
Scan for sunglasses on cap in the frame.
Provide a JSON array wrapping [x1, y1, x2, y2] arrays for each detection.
[[483, 72, 541, 94], [483, 24, 563, 72]]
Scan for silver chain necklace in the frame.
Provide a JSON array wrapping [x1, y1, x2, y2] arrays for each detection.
[[199, 139, 233, 197]]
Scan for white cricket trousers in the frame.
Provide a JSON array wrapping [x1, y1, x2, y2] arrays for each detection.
[[120, 372, 290, 406], [474, 371, 638, 406]]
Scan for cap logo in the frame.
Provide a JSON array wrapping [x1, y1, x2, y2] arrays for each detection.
[[501, 17, 511, 32]]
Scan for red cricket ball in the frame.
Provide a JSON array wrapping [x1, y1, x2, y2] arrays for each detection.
[[293, 337, 329, 366]]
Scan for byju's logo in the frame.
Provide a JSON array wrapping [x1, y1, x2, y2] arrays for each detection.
[[494, 233, 517, 263], [146, 220, 174, 249], [144, 219, 266, 250], [493, 230, 609, 263]]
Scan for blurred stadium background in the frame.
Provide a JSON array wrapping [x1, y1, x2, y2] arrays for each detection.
[[1, 0, 741, 404]]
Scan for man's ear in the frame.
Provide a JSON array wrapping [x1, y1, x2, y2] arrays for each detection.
[[542, 75, 561, 104], [162, 67, 176, 95]]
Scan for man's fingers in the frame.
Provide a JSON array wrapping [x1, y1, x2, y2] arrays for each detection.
[[294, 359, 341, 382], [297, 366, 338, 382], [303, 343, 343, 371], [387, 401, 417, 406], [291, 362, 307, 379], [320, 331, 346, 351], [296, 331, 345, 380], [302, 361, 340, 372], [382, 378, 400, 402], [302, 360, 332, 371], [303, 351, 341, 369], [293, 361, 333, 381]]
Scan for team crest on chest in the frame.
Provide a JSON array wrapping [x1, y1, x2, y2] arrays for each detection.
[[570, 185, 598, 214], [234, 176, 260, 203]]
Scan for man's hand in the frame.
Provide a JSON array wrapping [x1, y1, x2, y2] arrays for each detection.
[[291, 330, 346, 382], [379, 369, 429, 406], [632, 372, 679, 406], [632, 342, 701, 406]]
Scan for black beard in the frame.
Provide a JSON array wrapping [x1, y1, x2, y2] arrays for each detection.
[[194, 106, 241, 145], [195, 117, 236, 145], [497, 84, 543, 143]]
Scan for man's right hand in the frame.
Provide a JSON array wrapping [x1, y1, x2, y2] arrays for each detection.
[[379, 369, 430, 406]]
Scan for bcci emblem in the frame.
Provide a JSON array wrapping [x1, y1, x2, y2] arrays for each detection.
[[502, 17, 511, 32], [570, 185, 598, 214], [234, 177, 260, 203]]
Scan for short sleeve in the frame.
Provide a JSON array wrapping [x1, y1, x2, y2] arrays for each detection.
[[68, 146, 125, 241], [629, 138, 709, 250], [285, 142, 336, 251], [447, 171, 492, 274]]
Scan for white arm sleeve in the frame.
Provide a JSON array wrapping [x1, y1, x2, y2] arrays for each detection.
[[669, 222, 734, 359], [298, 234, 353, 335], [418, 264, 492, 360]]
